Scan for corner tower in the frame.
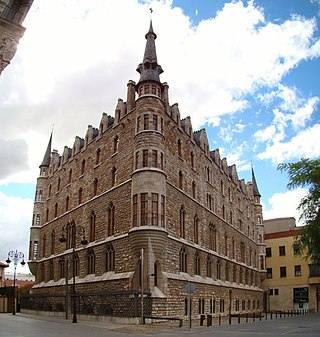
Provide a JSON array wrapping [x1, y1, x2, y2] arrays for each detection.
[[129, 20, 168, 294], [28, 133, 52, 275]]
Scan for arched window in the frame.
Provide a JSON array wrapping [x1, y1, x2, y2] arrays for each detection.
[[48, 185, 52, 198], [111, 167, 117, 187], [78, 187, 83, 205], [90, 211, 96, 242], [190, 151, 194, 168], [194, 214, 199, 244], [179, 171, 183, 189], [224, 233, 228, 256], [51, 230, 55, 255], [226, 263, 230, 281], [54, 203, 58, 218], [45, 208, 49, 222], [42, 234, 46, 257], [57, 177, 61, 192], [107, 202, 115, 236], [68, 169, 72, 184], [105, 244, 115, 271], [87, 249, 96, 275], [95, 148, 101, 165], [194, 251, 200, 275], [206, 255, 212, 278], [49, 261, 54, 280], [113, 135, 119, 154], [209, 223, 216, 251], [65, 195, 70, 212], [177, 139, 182, 157], [93, 178, 98, 196], [180, 205, 185, 238], [192, 181, 196, 199], [217, 260, 221, 279], [179, 246, 187, 272], [74, 254, 80, 276], [81, 159, 86, 175]]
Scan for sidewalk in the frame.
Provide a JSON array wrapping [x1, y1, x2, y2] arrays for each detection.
[[1, 312, 320, 337]]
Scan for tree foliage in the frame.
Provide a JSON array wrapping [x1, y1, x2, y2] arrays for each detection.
[[278, 158, 320, 264]]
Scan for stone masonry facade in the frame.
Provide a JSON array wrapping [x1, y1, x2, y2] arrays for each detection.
[[28, 20, 266, 319], [0, 0, 34, 75]]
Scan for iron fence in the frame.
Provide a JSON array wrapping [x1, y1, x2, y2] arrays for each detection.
[[21, 290, 151, 317]]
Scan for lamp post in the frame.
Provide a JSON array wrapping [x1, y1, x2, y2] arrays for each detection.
[[59, 220, 87, 323], [6, 250, 25, 315]]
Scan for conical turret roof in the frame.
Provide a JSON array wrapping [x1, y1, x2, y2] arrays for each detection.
[[252, 167, 261, 197], [39, 132, 52, 168], [136, 19, 163, 84]]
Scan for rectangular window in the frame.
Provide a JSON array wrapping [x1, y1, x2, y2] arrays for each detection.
[[295, 265, 302, 276], [152, 150, 157, 168], [135, 151, 139, 170], [153, 114, 158, 130], [143, 114, 149, 130], [309, 264, 320, 277], [275, 289, 279, 295], [141, 193, 148, 226], [266, 247, 272, 257], [280, 266, 287, 278], [133, 195, 138, 226], [151, 193, 158, 226], [266, 267, 273, 279], [142, 150, 148, 167], [293, 287, 308, 303], [279, 246, 286, 256], [33, 241, 38, 259], [160, 152, 164, 170], [160, 195, 165, 227]]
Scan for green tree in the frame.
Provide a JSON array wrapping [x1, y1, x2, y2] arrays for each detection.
[[278, 158, 320, 264]]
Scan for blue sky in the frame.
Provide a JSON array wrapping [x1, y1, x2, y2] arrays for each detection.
[[0, 0, 319, 271]]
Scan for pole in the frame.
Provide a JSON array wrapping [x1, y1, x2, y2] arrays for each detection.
[[141, 248, 144, 325], [188, 294, 192, 330], [12, 262, 17, 315], [72, 223, 77, 323], [65, 258, 68, 319]]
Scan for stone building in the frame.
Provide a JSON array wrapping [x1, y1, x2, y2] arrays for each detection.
[[28, 21, 266, 319], [0, 0, 33, 75]]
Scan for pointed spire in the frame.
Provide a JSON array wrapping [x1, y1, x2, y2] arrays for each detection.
[[252, 166, 261, 197], [39, 132, 52, 168], [136, 17, 163, 85]]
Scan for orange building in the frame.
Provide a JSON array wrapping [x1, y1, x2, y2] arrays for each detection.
[[263, 217, 320, 312]]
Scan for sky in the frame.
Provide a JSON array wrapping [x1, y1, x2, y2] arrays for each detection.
[[0, 0, 319, 273]]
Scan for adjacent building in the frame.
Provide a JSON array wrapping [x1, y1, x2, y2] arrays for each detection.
[[27, 20, 266, 319], [0, 0, 34, 75], [263, 217, 320, 312]]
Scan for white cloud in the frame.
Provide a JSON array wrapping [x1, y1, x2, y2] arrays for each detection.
[[263, 187, 308, 226], [258, 123, 320, 163], [254, 125, 276, 143], [0, 192, 33, 272], [0, 0, 319, 185]]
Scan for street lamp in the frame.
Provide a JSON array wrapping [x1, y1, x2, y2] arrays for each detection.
[[6, 250, 26, 315], [59, 220, 87, 323]]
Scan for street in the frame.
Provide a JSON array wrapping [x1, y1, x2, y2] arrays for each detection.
[[1, 313, 320, 337]]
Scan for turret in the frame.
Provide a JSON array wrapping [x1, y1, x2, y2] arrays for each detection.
[[29, 133, 52, 274]]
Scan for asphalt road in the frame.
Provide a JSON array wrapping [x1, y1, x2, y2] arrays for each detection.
[[1, 313, 320, 337]]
